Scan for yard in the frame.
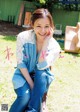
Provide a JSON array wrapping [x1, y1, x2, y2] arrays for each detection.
[[0, 23, 80, 112]]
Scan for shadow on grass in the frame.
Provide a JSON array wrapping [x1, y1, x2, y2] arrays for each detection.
[[54, 35, 65, 50], [58, 41, 64, 50], [66, 52, 80, 57], [3, 36, 16, 41]]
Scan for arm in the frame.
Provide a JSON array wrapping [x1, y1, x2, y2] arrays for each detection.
[[20, 68, 34, 89], [37, 28, 61, 70], [16, 33, 34, 89]]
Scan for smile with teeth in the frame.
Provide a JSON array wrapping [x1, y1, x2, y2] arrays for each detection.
[[38, 33, 46, 36]]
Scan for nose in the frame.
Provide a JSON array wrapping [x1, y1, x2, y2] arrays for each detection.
[[40, 28, 45, 33]]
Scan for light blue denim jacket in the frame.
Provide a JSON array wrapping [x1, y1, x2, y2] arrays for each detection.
[[12, 30, 61, 89]]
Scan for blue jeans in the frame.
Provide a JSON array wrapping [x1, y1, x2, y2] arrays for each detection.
[[9, 69, 54, 112], [26, 69, 54, 112], [9, 82, 31, 112]]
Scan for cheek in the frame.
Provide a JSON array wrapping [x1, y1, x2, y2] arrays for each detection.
[[34, 29, 39, 36], [46, 29, 50, 33], [34, 28, 40, 33]]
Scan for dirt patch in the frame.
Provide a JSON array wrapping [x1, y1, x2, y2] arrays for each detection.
[[0, 21, 27, 36]]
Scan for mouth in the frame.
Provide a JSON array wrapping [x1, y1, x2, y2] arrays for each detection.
[[38, 33, 47, 36]]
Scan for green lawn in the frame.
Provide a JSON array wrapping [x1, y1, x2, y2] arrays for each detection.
[[0, 35, 80, 112]]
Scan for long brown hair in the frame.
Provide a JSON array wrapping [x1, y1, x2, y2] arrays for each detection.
[[31, 8, 54, 29]]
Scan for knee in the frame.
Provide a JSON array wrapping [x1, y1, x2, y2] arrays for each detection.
[[16, 89, 31, 107], [35, 69, 45, 76], [20, 91, 30, 104], [35, 69, 54, 87], [9, 92, 30, 112], [35, 70, 47, 86]]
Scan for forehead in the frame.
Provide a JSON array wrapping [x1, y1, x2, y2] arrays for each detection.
[[34, 17, 50, 25]]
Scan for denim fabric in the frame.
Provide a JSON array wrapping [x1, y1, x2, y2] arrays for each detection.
[[12, 30, 60, 89], [9, 82, 31, 112], [10, 69, 54, 112], [26, 68, 54, 112]]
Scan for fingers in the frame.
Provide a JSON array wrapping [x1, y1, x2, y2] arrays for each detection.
[[47, 27, 54, 37], [49, 27, 54, 36]]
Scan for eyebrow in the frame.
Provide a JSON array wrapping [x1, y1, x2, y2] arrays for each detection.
[[45, 24, 50, 25], [37, 23, 50, 25]]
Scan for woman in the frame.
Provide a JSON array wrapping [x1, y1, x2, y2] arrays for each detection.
[[9, 8, 61, 112]]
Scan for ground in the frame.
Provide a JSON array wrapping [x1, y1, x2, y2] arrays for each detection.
[[0, 21, 27, 36], [0, 21, 80, 112]]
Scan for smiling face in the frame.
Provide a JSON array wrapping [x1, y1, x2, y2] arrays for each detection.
[[33, 17, 51, 42], [31, 8, 54, 43]]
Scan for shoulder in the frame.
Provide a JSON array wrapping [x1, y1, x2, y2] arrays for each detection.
[[17, 29, 36, 44], [18, 29, 34, 37], [49, 37, 60, 49]]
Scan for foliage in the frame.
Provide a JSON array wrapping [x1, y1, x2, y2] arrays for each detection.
[[39, 0, 46, 4], [32, 0, 80, 12]]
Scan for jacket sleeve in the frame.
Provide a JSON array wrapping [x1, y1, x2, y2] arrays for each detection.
[[16, 33, 28, 69], [37, 37, 61, 70]]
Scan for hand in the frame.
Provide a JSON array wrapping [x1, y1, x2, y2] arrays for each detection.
[[46, 27, 54, 38], [29, 81, 34, 90], [43, 27, 53, 45]]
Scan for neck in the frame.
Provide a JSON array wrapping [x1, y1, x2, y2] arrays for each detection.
[[36, 40, 43, 53], [37, 40, 43, 44], [36, 38, 44, 44]]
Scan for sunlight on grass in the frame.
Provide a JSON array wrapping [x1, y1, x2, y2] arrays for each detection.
[[47, 51, 80, 112], [3, 35, 16, 41], [0, 35, 80, 112], [0, 35, 17, 111]]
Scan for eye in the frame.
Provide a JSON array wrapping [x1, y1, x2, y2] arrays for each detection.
[[36, 26, 41, 28], [45, 26, 49, 28]]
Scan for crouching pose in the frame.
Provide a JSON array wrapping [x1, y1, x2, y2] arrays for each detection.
[[9, 8, 61, 112]]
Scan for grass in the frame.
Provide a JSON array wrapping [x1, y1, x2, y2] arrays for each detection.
[[0, 35, 80, 112]]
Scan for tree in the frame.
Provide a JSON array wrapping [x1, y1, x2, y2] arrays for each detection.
[[25, 0, 80, 11], [33, 0, 59, 14]]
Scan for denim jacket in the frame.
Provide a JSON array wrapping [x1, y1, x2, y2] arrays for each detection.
[[12, 29, 61, 89]]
